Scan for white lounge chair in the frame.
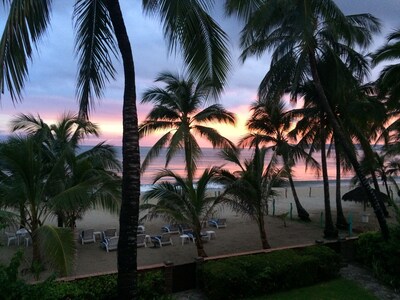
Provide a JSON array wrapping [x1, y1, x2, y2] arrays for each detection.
[[208, 218, 227, 229], [5, 232, 17, 246], [137, 234, 147, 248], [151, 233, 173, 247], [79, 229, 96, 245], [161, 224, 180, 234], [138, 225, 145, 234], [103, 236, 119, 252], [102, 228, 117, 241]]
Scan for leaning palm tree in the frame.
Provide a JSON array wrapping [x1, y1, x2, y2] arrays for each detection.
[[225, 0, 389, 238], [139, 71, 236, 181], [218, 146, 287, 249], [141, 167, 222, 257], [2, 1, 231, 297], [240, 99, 320, 222]]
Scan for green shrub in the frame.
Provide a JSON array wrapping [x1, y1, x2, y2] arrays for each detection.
[[0, 251, 31, 300], [0, 253, 168, 300], [200, 246, 340, 300], [356, 226, 400, 289], [31, 271, 166, 300]]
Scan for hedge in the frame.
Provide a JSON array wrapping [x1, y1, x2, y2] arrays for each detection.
[[0, 253, 170, 300], [199, 245, 340, 300], [356, 226, 400, 289]]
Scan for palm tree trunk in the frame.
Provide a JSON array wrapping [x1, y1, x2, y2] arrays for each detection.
[[320, 116, 337, 239], [258, 215, 271, 249], [371, 171, 380, 191], [106, 2, 140, 299], [184, 136, 194, 182], [287, 169, 310, 221], [31, 216, 41, 267], [308, 50, 389, 239], [334, 143, 348, 230], [19, 202, 26, 228], [194, 230, 207, 257]]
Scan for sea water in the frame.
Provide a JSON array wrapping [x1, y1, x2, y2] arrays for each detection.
[[80, 146, 357, 190]]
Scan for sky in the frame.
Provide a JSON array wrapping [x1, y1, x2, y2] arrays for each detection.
[[0, 1, 399, 146]]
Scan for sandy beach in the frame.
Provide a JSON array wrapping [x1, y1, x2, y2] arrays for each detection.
[[1, 183, 398, 280]]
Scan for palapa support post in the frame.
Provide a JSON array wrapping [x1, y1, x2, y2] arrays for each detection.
[[272, 198, 276, 216], [289, 203, 293, 220], [348, 213, 353, 237], [320, 212, 324, 228]]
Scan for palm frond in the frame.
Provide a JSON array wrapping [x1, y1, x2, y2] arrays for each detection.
[[73, 0, 118, 118], [0, 0, 51, 101], [193, 104, 236, 125], [143, 0, 231, 95], [37, 225, 76, 276], [141, 131, 172, 172]]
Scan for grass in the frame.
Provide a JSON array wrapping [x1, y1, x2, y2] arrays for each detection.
[[247, 278, 377, 300]]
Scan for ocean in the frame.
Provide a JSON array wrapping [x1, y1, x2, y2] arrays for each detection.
[[85, 146, 357, 190]]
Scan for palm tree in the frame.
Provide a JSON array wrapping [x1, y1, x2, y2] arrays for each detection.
[[11, 113, 105, 227], [240, 99, 320, 222], [139, 71, 236, 181], [225, 0, 389, 238], [0, 136, 75, 276], [141, 167, 222, 257], [0, 114, 121, 275], [371, 28, 400, 108], [1, 1, 231, 297], [218, 146, 287, 249]]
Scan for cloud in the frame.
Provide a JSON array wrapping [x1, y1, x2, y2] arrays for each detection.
[[1, 1, 399, 146]]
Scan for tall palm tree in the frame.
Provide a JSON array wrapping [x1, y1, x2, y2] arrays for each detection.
[[1, 1, 231, 297], [139, 71, 236, 181], [225, 0, 389, 238], [218, 146, 287, 249], [240, 99, 320, 221], [141, 167, 222, 257]]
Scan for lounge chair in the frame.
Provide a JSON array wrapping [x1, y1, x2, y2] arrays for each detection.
[[182, 230, 208, 243], [208, 218, 227, 229], [179, 224, 193, 234], [138, 224, 145, 234], [161, 224, 180, 234], [151, 233, 173, 247], [137, 234, 147, 248], [79, 229, 96, 245], [5, 232, 17, 246], [102, 236, 119, 252], [102, 228, 117, 241]]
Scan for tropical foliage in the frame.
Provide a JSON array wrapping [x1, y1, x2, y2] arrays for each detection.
[[0, 115, 121, 276], [141, 167, 222, 257], [139, 71, 236, 180], [1, 1, 231, 297], [217, 146, 287, 249], [240, 98, 320, 222], [225, 0, 390, 238]]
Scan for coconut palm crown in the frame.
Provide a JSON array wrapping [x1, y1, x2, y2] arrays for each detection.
[[139, 71, 236, 180], [141, 167, 222, 257]]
